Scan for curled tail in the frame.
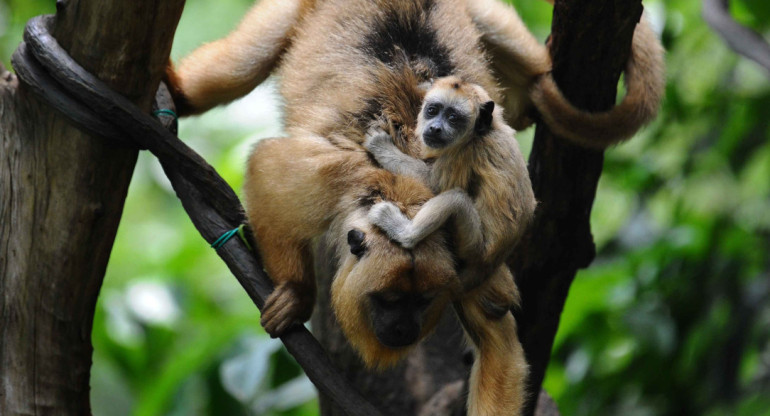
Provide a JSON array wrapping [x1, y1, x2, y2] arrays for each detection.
[[530, 16, 665, 148]]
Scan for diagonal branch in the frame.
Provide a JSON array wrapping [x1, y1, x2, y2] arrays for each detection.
[[11, 15, 382, 416], [703, 0, 770, 75]]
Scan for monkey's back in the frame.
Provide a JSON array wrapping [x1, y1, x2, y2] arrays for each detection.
[[279, 0, 500, 154]]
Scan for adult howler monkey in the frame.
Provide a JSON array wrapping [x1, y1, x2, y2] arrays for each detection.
[[165, 0, 664, 414]]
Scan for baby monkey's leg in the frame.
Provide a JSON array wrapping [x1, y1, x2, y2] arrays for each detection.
[[368, 189, 482, 253]]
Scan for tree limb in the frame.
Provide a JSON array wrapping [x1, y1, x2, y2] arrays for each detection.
[[512, 1, 644, 415], [703, 0, 770, 75], [0, 0, 182, 413]]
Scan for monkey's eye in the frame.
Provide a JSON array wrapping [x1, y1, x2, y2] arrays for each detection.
[[347, 229, 367, 258], [446, 110, 465, 127], [425, 104, 440, 118]]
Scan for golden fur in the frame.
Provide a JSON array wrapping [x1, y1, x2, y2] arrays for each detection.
[[423, 79, 535, 416], [168, 0, 664, 147], [529, 16, 666, 147], [244, 135, 457, 368], [366, 77, 535, 414], [167, 1, 666, 413]]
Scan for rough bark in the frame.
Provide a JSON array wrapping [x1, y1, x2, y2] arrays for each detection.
[[513, 1, 644, 415], [0, 1, 184, 414]]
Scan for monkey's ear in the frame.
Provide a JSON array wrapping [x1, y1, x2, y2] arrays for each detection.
[[475, 101, 495, 136], [347, 229, 367, 258]]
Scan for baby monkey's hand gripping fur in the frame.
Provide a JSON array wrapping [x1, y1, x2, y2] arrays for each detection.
[[366, 77, 536, 287], [366, 77, 536, 416]]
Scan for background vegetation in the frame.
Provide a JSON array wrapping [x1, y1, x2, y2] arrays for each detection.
[[1, 0, 769, 415]]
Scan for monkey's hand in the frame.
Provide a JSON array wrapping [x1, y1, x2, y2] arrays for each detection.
[[365, 127, 431, 181], [368, 201, 420, 249], [364, 126, 395, 152], [260, 282, 315, 337]]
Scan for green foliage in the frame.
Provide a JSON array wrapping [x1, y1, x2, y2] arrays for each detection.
[[2, 0, 769, 415], [542, 1, 770, 415], [0, 0, 52, 68]]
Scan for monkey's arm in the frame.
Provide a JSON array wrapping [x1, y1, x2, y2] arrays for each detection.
[[166, 0, 316, 115], [364, 129, 431, 182], [245, 135, 371, 336], [468, 1, 665, 145], [368, 189, 482, 258]]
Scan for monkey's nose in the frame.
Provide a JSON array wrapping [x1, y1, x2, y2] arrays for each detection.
[[377, 321, 421, 348], [392, 322, 420, 345], [428, 125, 442, 134]]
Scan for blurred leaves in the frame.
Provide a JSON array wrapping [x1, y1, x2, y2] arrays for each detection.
[[543, 1, 770, 415], [2, 0, 770, 415]]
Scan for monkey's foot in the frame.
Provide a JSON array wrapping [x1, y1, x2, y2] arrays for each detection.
[[260, 282, 315, 337], [368, 202, 417, 248]]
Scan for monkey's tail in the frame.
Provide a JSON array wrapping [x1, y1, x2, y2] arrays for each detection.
[[530, 16, 665, 149]]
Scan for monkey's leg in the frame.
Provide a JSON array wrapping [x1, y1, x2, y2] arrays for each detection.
[[368, 189, 482, 252], [245, 135, 370, 337], [364, 128, 430, 181], [456, 267, 527, 416], [169, 0, 317, 114]]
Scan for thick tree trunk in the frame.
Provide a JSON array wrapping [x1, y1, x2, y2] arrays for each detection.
[[0, 1, 183, 414], [514, 1, 643, 415]]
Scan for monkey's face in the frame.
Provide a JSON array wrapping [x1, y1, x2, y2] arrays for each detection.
[[417, 89, 475, 153], [331, 212, 457, 369], [417, 77, 496, 158]]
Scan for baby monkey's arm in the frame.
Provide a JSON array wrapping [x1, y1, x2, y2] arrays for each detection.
[[368, 189, 482, 259], [364, 128, 431, 182]]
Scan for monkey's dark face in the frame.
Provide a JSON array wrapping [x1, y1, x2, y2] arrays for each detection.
[[331, 213, 457, 369], [368, 291, 434, 348]]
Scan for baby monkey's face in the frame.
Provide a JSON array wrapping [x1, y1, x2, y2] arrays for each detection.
[[416, 76, 494, 158], [417, 85, 476, 151]]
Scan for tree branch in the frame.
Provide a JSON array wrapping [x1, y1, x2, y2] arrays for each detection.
[[512, 1, 644, 415], [703, 0, 770, 75], [1, 0, 182, 413]]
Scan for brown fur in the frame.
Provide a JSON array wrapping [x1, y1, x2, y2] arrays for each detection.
[[529, 16, 666, 147], [167, 0, 664, 146], [458, 268, 527, 416], [427, 77, 536, 276], [367, 77, 535, 414], [167, 0, 666, 413], [244, 135, 457, 368]]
